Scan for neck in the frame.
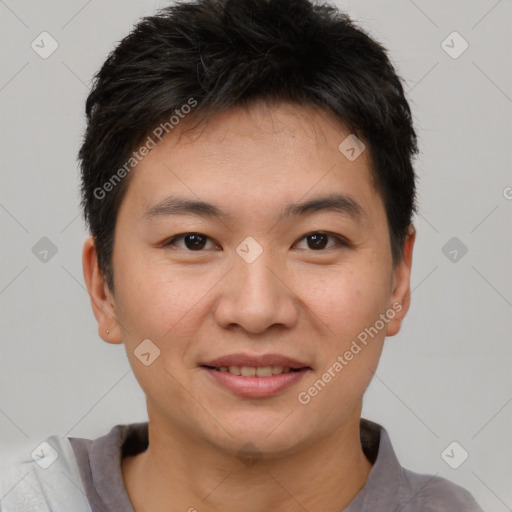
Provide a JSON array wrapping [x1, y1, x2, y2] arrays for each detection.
[[122, 411, 373, 512]]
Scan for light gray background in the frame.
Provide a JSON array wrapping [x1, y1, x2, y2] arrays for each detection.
[[1, 1, 511, 510]]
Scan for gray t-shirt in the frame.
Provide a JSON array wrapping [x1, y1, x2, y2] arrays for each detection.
[[65, 418, 484, 512]]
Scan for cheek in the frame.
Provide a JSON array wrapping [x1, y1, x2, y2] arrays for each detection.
[[113, 253, 221, 370], [296, 272, 388, 424], [114, 247, 187, 324], [304, 262, 391, 338]]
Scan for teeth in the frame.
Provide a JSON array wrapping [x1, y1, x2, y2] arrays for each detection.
[[228, 365, 241, 375], [214, 366, 296, 376], [256, 367, 272, 377], [241, 366, 256, 377]]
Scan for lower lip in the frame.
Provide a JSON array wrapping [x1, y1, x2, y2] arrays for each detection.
[[201, 367, 309, 398]]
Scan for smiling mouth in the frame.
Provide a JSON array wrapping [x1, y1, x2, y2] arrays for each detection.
[[201, 365, 308, 377]]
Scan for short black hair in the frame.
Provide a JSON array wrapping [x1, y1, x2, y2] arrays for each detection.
[[79, 0, 418, 293]]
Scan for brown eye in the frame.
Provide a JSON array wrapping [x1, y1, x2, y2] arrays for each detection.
[[295, 232, 349, 251], [306, 233, 329, 250], [164, 233, 216, 251]]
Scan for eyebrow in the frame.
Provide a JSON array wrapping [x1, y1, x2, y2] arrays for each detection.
[[142, 193, 366, 223]]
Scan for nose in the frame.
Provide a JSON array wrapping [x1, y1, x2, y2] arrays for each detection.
[[213, 249, 300, 334]]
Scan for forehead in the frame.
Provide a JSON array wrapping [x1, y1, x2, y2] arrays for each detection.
[[117, 101, 382, 225]]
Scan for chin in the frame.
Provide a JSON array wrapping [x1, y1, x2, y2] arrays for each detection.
[[207, 410, 312, 454]]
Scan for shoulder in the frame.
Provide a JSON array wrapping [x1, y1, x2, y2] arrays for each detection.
[[0, 434, 92, 512], [358, 419, 485, 512], [1, 423, 149, 511], [398, 466, 485, 512]]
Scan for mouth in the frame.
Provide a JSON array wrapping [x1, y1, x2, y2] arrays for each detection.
[[200, 365, 307, 377], [199, 354, 312, 398]]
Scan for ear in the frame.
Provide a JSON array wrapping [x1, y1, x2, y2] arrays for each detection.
[[386, 224, 416, 337], [82, 236, 123, 344]]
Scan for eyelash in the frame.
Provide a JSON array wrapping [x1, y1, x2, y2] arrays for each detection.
[[162, 231, 351, 252]]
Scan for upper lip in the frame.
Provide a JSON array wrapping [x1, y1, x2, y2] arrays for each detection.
[[201, 353, 310, 369]]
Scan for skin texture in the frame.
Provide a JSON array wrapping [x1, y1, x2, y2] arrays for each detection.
[[83, 100, 415, 512]]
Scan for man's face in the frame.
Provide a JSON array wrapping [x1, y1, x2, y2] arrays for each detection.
[[94, 101, 412, 455]]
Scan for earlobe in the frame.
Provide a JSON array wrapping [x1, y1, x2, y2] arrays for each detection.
[[386, 225, 416, 337], [82, 236, 123, 344]]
